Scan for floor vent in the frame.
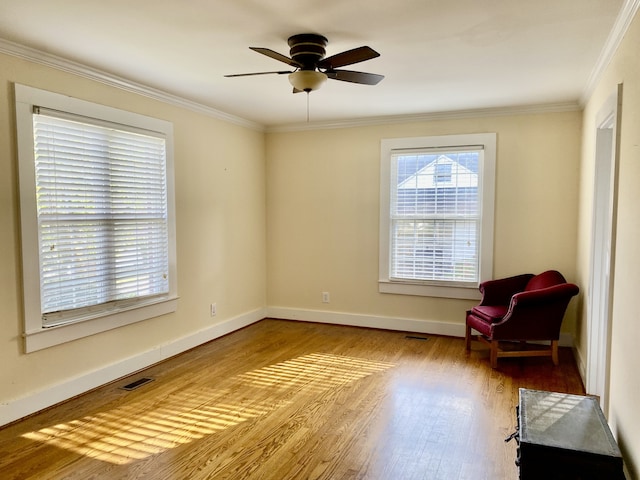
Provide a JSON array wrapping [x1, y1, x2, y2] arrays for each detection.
[[120, 377, 155, 391], [405, 335, 429, 341]]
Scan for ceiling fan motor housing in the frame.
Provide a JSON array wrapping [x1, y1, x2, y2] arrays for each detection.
[[288, 34, 328, 70]]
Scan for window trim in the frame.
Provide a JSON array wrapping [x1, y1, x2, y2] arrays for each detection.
[[15, 84, 178, 352], [379, 133, 496, 299]]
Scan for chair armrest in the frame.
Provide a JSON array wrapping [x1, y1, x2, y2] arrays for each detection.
[[511, 283, 580, 307], [490, 282, 580, 340], [479, 274, 534, 306]]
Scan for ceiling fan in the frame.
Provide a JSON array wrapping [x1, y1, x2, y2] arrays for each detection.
[[225, 33, 384, 93]]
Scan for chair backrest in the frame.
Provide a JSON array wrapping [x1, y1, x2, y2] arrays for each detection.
[[524, 270, 567, 291]]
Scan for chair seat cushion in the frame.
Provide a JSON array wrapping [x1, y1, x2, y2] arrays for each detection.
[[471, 305, 508, 323]]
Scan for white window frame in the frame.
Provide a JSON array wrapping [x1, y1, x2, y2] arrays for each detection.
[[15, 84, 178, 352], [379, 133, 496, 299]]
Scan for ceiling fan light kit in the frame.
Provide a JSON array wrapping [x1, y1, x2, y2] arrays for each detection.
[[226, 33, 383, 94], [288, 70, 327, 92]]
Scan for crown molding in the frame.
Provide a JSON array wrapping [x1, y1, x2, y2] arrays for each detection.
[[581, 0, 640, 105], [265, 102, 582, 133], [4, 21, 620, 135], [0, 37, 264, 132]]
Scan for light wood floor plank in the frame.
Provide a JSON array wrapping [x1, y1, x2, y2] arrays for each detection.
[[0, 319, 585, 479]]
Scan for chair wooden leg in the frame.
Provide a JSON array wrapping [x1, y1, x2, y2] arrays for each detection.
[[465, 324, 471, 351], [551, 340, 559, 366], [490, 340, 499, 368]]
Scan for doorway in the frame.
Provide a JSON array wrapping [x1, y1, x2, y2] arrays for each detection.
[[586, 84, 622, 413]]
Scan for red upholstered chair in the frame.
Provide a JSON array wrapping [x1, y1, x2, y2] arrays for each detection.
[[465, 270, 579, 368]]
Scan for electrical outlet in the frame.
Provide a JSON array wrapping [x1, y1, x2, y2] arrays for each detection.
[[322, 292, 330, 303], [210, 303, 217, 316]]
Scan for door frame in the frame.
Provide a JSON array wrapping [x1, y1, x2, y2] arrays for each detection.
[[586, 84, 622, 413]]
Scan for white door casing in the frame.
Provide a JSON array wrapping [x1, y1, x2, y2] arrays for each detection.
[[586, 84, 622, 414]]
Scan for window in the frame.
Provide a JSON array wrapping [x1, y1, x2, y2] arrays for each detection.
[[434, 162, 452, 183], [15, 84, 178, 352], [379, 133, 496, 299]]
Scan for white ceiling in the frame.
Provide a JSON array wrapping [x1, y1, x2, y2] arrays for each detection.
[[0, 0, 626, 127]]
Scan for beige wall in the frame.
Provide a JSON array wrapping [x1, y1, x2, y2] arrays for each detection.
[[576, 8, 640, 478], [0, 53, 267, 407], [266, 112, 582, 329]]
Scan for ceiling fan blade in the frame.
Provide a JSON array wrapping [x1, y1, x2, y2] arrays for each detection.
[[318, 46, 380, 69], [325, 70, 384, 85], [250, 47, 302, 68], [225, 70, 292, 78]]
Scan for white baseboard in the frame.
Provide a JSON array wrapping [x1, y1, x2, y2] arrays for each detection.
[[267, 306, 575, 347], [267, 307, 466, 337], [0, 308, 266, 427]]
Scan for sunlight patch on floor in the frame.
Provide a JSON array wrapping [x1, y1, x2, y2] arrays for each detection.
[[22, 353, 395, 465], [23, 388, 271, 464], [238, 353, 395, 391]]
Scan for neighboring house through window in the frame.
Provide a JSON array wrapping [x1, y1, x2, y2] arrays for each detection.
[[379, 133, 496, 299], [15, 84, 178, 352], [434, 161, 452, 183]]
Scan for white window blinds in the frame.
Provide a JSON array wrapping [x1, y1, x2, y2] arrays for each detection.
[[33, 108, 170, 327], [390, 147, 482, 285]]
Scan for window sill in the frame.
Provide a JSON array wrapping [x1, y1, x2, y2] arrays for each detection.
[[379, 280, 481, 300], [23, 296, 178, 353]]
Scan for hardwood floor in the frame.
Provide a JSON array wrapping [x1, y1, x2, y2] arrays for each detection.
[[0, 319, 585, 479]]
